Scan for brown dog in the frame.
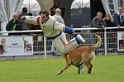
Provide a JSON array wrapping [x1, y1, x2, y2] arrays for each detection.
[[56, 34, 102, 75], [22, 37, 28, 52]]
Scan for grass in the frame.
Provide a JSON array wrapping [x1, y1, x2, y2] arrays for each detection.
[[0, 55, 124, 82]]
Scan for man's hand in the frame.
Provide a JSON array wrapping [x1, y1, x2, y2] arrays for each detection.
[[102, 25, 105, 28], [117, 25, 120, 28], [20, 16, 25, 20]]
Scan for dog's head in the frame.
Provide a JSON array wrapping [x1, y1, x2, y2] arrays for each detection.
[[1, 38, 6, 43]]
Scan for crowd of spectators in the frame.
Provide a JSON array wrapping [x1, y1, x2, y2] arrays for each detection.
[[5, 6, 124, 55], [89, 6, 124, 55], [6, 7, 41, 36]]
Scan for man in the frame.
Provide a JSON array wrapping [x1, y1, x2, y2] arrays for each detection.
[[6, 13, 22, 35], [53, 8, 65, 24], [18, 7, 32, 32], [21, 11, 85, 59], [50, 6, 58, 16], [91, 12, 106, 30], [113, 6, 124, 27], [91, 12, 106, 55]]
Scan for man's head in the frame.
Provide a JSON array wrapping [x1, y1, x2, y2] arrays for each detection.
[[12, 13, 18, 20], [96, 12, 103, 20], [41, 11, 49, 23], [55, 8, 62, 15], [50, 5, 58, 16], [22, 7, 28, 13], [118, 6, 123, 14]]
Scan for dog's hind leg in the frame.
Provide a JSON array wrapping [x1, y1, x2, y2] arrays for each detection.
[[87, 62, 93, 74], [82, 59, 93, 74]]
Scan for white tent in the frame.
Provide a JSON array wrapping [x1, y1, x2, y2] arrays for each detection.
[[101, 0, 120, 20], [0, 0, 24, 35], [0, 0, 122, 35]]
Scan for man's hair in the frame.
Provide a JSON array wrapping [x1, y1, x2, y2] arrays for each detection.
[[42, 11, 49, 17], [22, 7, 27, 13], [55, 8, 61, 15], [28, 13, 32, 16], [97, 11, 103, 16], [50, 5, 58, 9], [39, 11, 42, 15]]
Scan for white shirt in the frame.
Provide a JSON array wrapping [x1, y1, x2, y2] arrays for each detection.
[[53, 13, 65, 24]]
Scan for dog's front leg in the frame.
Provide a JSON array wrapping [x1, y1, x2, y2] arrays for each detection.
[[78, 66, 80, 74], [56, 64, 71, 75]]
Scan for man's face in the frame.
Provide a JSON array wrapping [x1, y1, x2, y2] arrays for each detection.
[[41, 14, 48, 23], [13, 14, 18, 20], [50, 8, 56, 16], [97, 13, 102, 20], [119, 7, 123, 14]]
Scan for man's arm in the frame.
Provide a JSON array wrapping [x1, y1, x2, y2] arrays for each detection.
[[6, 21, 11, 31], [21, 16, 39, 25], [53, 21, 73, 34], [101, 19, 106, 28], [91, 18, 97, 27], [113, 13, 119, 26]]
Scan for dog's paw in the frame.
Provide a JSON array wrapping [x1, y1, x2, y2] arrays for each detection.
[[55, 72, 61, 75]]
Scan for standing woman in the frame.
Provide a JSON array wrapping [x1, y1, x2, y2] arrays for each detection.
[[103, 14, 114, 27], [103, 14, 116, 50]]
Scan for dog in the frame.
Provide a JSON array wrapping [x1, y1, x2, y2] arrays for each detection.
[[22, 37, 28, 52], [56, 34, 102, 75]]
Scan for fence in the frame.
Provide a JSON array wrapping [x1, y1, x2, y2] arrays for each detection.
[[0, 27, 123, 60]]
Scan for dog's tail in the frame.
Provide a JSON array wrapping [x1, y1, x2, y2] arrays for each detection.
[[92, 34, 102, 50]]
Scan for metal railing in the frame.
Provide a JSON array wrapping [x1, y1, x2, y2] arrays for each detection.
[[0, 27, 123, 60]]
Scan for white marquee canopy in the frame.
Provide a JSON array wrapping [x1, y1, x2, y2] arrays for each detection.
[[0, 0, 122, 35], [0, 0, 24, 35], [101, 0, 119, 21]]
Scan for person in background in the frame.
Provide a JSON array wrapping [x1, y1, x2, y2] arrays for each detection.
[[51, 8, 65, 56], [112, 7, 124, 52], [18, 7, 32, 34], [53, 8, 65, 24], [91, 12, 106, 31], [28, 13, 32, 16], [91, 11, 106, 55], [103, 14, 114, 27], [50, 5, 58, 16], [103, 14, 116, 51], [21, 11, 85, 73], [50, 6, 58, 56], [6, 13, 22, 35], [113, 6, 124, 27]]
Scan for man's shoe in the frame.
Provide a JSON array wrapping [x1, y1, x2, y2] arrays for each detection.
[[77, 34, 85, 43], [80, 62, 84, 74]]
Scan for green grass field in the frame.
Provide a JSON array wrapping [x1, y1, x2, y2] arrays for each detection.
[[0, 55, 124, 82]]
